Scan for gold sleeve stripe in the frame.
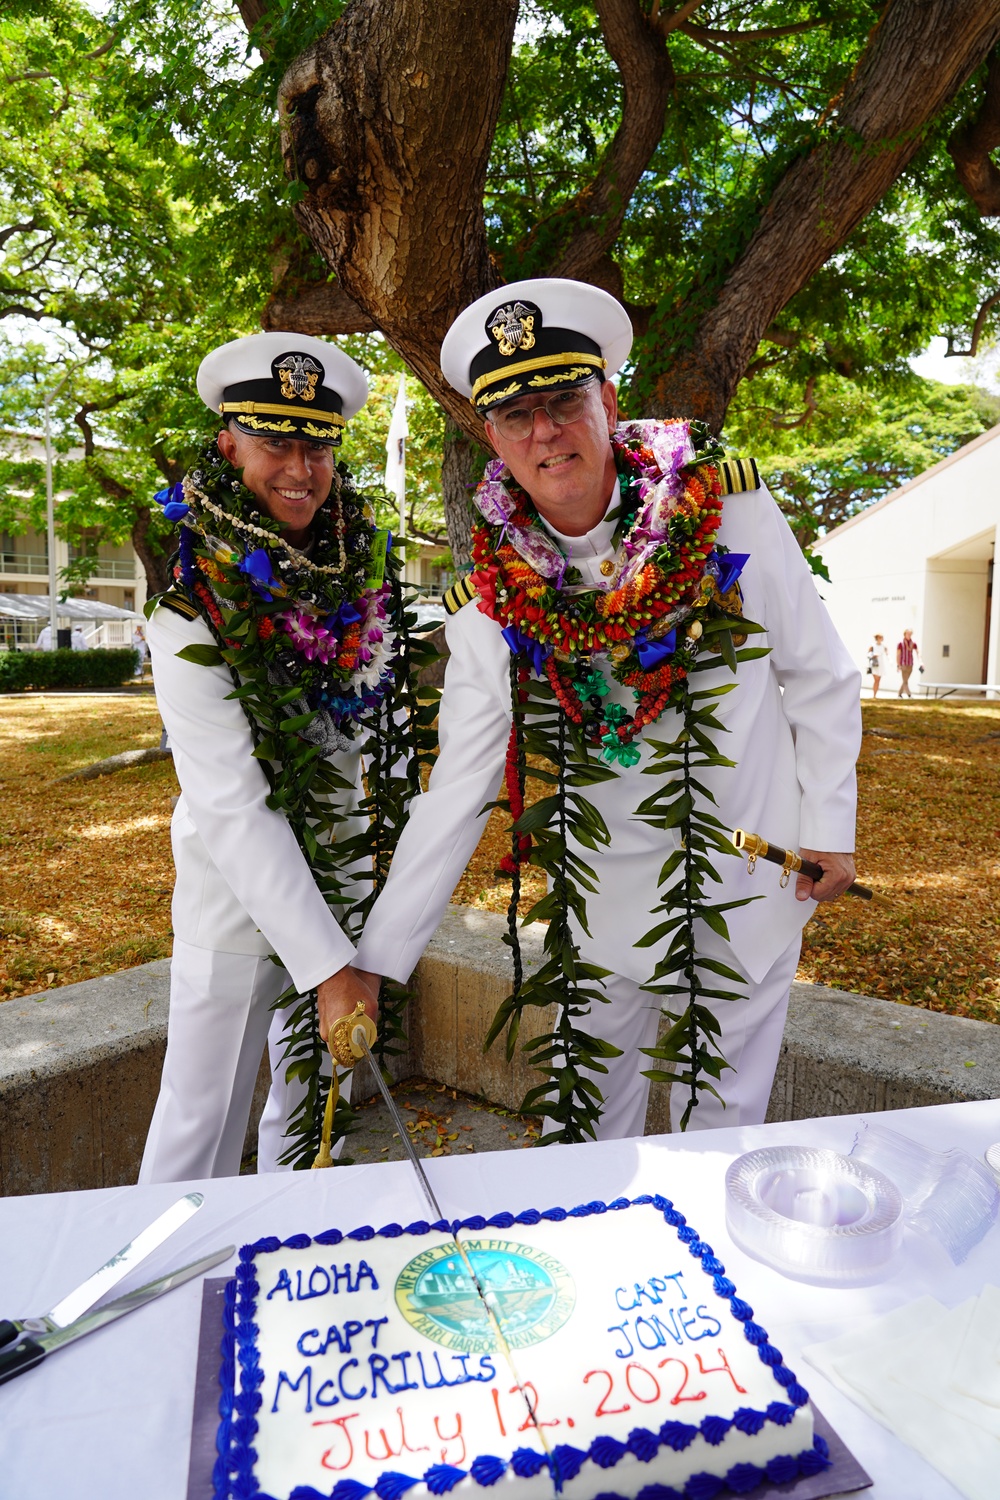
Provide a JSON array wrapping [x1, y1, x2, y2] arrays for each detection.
[[220, 400, 346, 426], [718, 457, 760, 496], [443, 576, 481, 615], [158, 591, 200, 620]]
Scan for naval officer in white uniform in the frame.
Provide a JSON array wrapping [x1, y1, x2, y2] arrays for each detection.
[[140, 333, 379, 1182], [348, 279, 861, 1137]]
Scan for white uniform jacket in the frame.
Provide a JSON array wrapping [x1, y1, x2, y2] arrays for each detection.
[[354, 481, 861, 988], [148, 602, 358, 994]]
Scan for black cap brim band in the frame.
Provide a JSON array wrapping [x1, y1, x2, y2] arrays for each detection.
[[220, 375, 346, 445]]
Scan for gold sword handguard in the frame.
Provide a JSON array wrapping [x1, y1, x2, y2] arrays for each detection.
[[312, 1002, 378, 1170]]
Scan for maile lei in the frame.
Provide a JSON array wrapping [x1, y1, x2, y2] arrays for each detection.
[[152, 444, 438, 1165], [469, 418, 768, 1133]]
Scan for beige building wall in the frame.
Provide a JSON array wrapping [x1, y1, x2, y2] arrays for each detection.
[[1, 432, 147, 641]]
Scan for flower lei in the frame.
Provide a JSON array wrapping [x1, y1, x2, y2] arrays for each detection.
[[471, 419, 768, 1134], [152, 445, 438, 1165], [157, 444, 397, 741]]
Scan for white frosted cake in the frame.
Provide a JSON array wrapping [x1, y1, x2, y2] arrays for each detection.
[[214, 1195, 829, 1500]]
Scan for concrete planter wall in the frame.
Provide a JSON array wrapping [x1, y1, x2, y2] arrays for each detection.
[[2, 906, 998, 1195]]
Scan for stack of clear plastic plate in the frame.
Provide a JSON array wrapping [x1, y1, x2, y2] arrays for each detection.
[[725, 1145, 904, 1285]]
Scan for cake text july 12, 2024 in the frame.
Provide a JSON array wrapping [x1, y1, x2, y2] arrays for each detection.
[[261, 1257, 749, 1473]]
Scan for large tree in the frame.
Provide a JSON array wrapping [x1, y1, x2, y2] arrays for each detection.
[[231, 0, 1000, 554], [8, 1, 1000, 569]]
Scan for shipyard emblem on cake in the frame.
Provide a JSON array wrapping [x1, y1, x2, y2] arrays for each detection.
[[395, 1239, 575, 1352]]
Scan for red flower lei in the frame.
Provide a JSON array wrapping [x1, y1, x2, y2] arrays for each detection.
[[470, 431, 727, 762]]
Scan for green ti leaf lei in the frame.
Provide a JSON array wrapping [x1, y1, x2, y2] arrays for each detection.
[[472, 419, 770, 1136], [150, 444, 440, 1165]]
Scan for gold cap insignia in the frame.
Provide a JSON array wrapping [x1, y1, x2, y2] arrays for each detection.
[[488, 302, 537, 359]]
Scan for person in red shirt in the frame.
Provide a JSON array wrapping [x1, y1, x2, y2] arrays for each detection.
[[896, 629, 921, 696]]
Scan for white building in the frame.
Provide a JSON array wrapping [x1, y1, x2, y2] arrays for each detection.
[[1, 429, 147, 647], [815, 423, 1000, 691]]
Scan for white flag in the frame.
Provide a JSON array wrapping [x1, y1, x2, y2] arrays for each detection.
[[384, 374, 408, 495]]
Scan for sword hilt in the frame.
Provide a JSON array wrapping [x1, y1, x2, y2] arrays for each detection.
[[326, 1000, 377, 1068], [312, 1003, 378, 1170]]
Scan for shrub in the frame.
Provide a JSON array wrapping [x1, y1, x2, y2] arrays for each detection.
[[0, 647, 139, 692]]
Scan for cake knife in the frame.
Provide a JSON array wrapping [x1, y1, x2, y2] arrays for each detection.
[[0, 1243, 235, 1387], [0, 1191, 205, 1350]]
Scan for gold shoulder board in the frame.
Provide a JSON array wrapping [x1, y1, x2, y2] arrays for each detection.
[[443, 576, 481, 615], [718, 457, 760, 496], [158, 590, 200, 621]]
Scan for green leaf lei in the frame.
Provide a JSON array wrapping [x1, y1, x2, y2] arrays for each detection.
[[150, 444, 439, 1166], [470, 419, 770, 1135]]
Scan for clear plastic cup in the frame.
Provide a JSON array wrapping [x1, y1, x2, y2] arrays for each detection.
[[849, 1120, 999, 1264]]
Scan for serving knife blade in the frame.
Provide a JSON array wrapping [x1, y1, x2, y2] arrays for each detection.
[[0, 1243, 235, 1388], [0, 1191, 205, 1350]]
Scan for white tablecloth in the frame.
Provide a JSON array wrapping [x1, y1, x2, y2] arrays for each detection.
[[1, 1100, 999, 1500]]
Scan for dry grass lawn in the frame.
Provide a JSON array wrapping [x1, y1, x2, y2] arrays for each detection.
[[2, 694, 999, 1025], [0, 694, 175, 998]]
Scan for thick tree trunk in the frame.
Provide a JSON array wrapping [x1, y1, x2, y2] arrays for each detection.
[[440, 416, 488, 568], [278, 0, 518, 437], [638, 0, 1000, 430], [131, 506, 172, 597]]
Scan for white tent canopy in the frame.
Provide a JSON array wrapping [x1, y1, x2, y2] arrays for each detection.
[[0, 594, 141, 621]]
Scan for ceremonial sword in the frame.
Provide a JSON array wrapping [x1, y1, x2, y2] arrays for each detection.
[[323, 1005, 553, 1455], [732, 828, 873, 900]]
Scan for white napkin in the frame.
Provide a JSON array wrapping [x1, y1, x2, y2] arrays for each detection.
[[803, 1286, 1000, 1500]]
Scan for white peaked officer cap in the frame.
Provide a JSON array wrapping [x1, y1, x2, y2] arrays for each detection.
[[440, 278, 633, 416], [197, 331, 369, 446]]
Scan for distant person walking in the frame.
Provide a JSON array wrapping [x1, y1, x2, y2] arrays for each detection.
[[71, 625, 90, 650], [35, 624, 53, 650], [132, 623, 148, 677], [867, 634, 890, 699], [897, 629, 921, 697]]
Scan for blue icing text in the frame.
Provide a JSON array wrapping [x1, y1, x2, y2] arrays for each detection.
[[266, 1260, 379, 1301]]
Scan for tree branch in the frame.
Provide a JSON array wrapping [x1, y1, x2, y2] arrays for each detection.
[[0, 219, 40, 251], [651, 0, 703, 38], [73, 396, 128, 459], [4, 29, 118, 84], [510, 0, 673, 286], [262, 274, 376, 334], [639, 0, 1000, 429], [948, 44, 1000, 215], [680, 20, 825, 44], [770, 374, 819, 429], [945, 288, 1000, 356]]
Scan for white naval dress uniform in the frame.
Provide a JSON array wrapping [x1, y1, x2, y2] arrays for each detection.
[[354, 479, 861, 1136], [139, 600, 362, 1182]]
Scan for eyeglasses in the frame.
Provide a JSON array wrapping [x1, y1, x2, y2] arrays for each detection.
[[486, 380, 598, 441]]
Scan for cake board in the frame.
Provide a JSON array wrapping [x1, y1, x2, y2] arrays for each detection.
[[185, 1280, 872, 1500]]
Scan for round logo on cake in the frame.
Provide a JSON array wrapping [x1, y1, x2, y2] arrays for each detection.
[[395, 1238, 575, 1352]]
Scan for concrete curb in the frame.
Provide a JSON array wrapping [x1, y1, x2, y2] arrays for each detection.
[[2, 905, 998, 1195]]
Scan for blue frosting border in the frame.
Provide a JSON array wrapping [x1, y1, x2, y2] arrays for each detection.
[[213, 1195, 829, 1500]]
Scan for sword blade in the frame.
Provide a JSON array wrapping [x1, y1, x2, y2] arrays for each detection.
[[352, 1027, 553, 1460], [353, 1029, 445, 1222]]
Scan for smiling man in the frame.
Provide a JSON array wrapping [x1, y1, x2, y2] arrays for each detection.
[[139, 332, 384, 1182], [349, 279, 861, 1139]]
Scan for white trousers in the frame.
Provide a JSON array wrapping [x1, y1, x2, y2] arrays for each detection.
[[583, 931, 803, 1141], [139, 940, 341, 1183]]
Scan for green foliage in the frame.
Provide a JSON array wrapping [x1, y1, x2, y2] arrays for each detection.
[[724, 373, 1000, 544], [6, 1, 1000, 571], [632, 648, 764, 1129], [0, 647, 138, 691]]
